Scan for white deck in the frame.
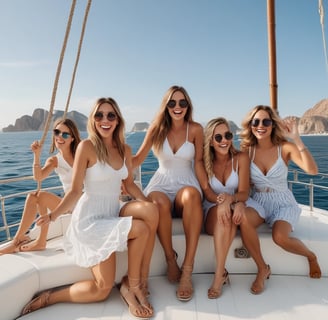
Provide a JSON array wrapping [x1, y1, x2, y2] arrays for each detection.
[[1, 204, 328, 320]]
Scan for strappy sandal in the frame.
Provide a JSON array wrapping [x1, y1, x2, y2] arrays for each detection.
[[21, 290, 51, 315], [176, 265, 193, 301], [166, 250, 181, 283], [208, 269, 230, 299], [251, 264, 271, 294], [0, 235, 31, 255], [119, 277, 153, 319]]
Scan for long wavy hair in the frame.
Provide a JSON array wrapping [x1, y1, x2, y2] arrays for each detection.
[[87, 97, 125, 163], [151, 85, 194, 155], [50, 118, 81, 156], [203, 117, 237, 178], [239, 105, 287, 151]]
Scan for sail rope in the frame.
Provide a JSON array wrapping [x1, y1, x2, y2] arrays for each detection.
[[318, 0, 328, 74]]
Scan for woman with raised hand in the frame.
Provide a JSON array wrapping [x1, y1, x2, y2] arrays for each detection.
[[0, 118, 81, 254], [133, 85, 204, 302], [239, 105, 321, 295], [202, 117, 264, 298], [21, 97, 158, 318]]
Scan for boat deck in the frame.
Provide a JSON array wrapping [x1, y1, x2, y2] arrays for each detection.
[[19, 273, 328, 320]]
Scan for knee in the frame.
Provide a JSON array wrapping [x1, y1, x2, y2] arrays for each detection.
[[181, 187, 201, 205], [144, 202, 159, 229], [94, 281, 113, 301], [272, 231, 286, 247]]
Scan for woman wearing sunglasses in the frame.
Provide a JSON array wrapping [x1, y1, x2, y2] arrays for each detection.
[[0, 118, 81, 254], [21, 97, 158, 318], [239, 105, 321, 294], [201, 117, 263, 298], [132, 85, 204, 301]]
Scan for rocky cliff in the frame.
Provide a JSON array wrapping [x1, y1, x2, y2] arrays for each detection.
[[2, 108, 88, 132]]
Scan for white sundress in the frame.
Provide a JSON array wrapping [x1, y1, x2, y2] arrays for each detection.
[[63, 161, 132, 268]]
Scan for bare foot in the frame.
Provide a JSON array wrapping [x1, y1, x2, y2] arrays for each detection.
[[0, 235, 31, 255], [308, 255, 321, 278], [20, 240, 46, 252]]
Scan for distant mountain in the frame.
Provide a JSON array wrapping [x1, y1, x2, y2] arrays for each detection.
[[131, 122, 149, 132], [2, 108, 88, 132]]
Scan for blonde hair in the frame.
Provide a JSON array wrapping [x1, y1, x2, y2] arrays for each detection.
[[203, 117, 237, 178], [151, 85, 194, 155], [87, 97, 125, 163], [239, 105, 287, 151]]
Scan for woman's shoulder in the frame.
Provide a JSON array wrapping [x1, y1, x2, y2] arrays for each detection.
[[189, 121, 203, 133]]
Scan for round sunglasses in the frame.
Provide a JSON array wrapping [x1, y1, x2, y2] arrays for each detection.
[[214, 131, 233, 143], [251, 118, 273, 127], [167, 99, 188, 109], [94, 111, 117, 122], [53, 129, 71, 139]]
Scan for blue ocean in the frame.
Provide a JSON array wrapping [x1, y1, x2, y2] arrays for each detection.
[[1, 131, 328, 241]]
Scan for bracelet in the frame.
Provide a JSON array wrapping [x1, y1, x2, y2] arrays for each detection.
[[299, 147, 307, 152]]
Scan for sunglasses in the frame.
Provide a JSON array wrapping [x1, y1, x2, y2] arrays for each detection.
[[214, 131, 233, 143], [251, 118, 273, 127], [167, 99, 188, 108], [94, 111, 117, 122], [53, 129, 71, 139]]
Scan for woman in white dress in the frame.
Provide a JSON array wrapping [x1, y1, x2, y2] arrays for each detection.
[[133, 85, 204, 301], [21, 97, 159, 318], [201, 117, 264, 299], [0, 118, 81, 254], [239, 105, 321, 294]]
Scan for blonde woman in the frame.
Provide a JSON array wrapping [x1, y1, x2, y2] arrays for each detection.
[[133, 85, 204, 301], [239, 105, 321, 294], [202, 117, 263, 298], [21, 98, 158, 318], [0, 118, 81, 254]]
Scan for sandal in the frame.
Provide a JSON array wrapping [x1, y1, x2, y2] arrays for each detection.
[[0, 235, 31, 255], [208, 269, 230, 299], [176, 265, 193, 301], [119, 277, 153, 319], [166, 250, 181, 283], [21, 290, 51, 315], [251, 264, 271, 294]]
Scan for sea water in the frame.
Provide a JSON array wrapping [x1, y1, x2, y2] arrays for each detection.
[[0, 131, 328, 241]]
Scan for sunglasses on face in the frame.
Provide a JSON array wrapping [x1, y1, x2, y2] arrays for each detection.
[[167, 99, 188, 109], [94, 111, 117, 122], [214, 131, 233, 143], [53, 129, 71, 139], [251, 118, 273, 127]]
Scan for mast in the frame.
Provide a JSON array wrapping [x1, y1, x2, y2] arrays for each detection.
[[267, 0, 278, 111]]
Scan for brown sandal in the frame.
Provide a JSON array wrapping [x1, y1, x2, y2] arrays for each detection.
[[251, 264, 271, 294], [176, 265, 193, 301], [208, 269, 230, 299], [21, 290, 51, 315], [166, 250, 181, 283]]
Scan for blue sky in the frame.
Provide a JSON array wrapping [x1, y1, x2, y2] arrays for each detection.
[[1, 0, 328, 131]]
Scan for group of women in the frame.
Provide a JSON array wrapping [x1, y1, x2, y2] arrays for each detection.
[[0, 86, 322, 318]]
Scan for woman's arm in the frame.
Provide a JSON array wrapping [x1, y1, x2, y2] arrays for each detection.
[[132, 126, 154, 168]]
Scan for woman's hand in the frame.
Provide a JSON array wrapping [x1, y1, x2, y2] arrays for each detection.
[[36, 213, 52, 226], [282, 117, 299, 140]]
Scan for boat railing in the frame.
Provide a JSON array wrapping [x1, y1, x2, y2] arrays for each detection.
[[1, 169, 328, 243]]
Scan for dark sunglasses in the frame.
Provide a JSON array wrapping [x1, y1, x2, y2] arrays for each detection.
[[167, 99, 188, 108], [53, 129, 71, 139], [94, 111, 117, 122], [251, 118, 273, 127], [214, 131, 233, 143]]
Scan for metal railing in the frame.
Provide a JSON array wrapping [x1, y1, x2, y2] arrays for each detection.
[[1, 169, 328, 243]]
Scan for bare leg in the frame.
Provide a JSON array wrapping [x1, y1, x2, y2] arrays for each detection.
[[239, 207, 270, 294], [205, 205, 236, 298], [175, 186, 203, 301], [272, 220, 321, 278], [148, 191, 181, 283]]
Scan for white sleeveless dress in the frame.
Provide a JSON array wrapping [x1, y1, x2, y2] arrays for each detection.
[[250, 146, 301, 230], [55, 153, 72, 194], [203, 156, 264, 220], [63, 161, 132, 267], [143, 122, 202, 204]]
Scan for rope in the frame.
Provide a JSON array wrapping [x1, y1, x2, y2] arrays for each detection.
[[63, 0, 92, 118], [318, 0, 328, 74], [39, 0, 77, 147]]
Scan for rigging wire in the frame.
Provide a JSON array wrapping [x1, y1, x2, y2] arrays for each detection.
[[318, 0, 328, 74]]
